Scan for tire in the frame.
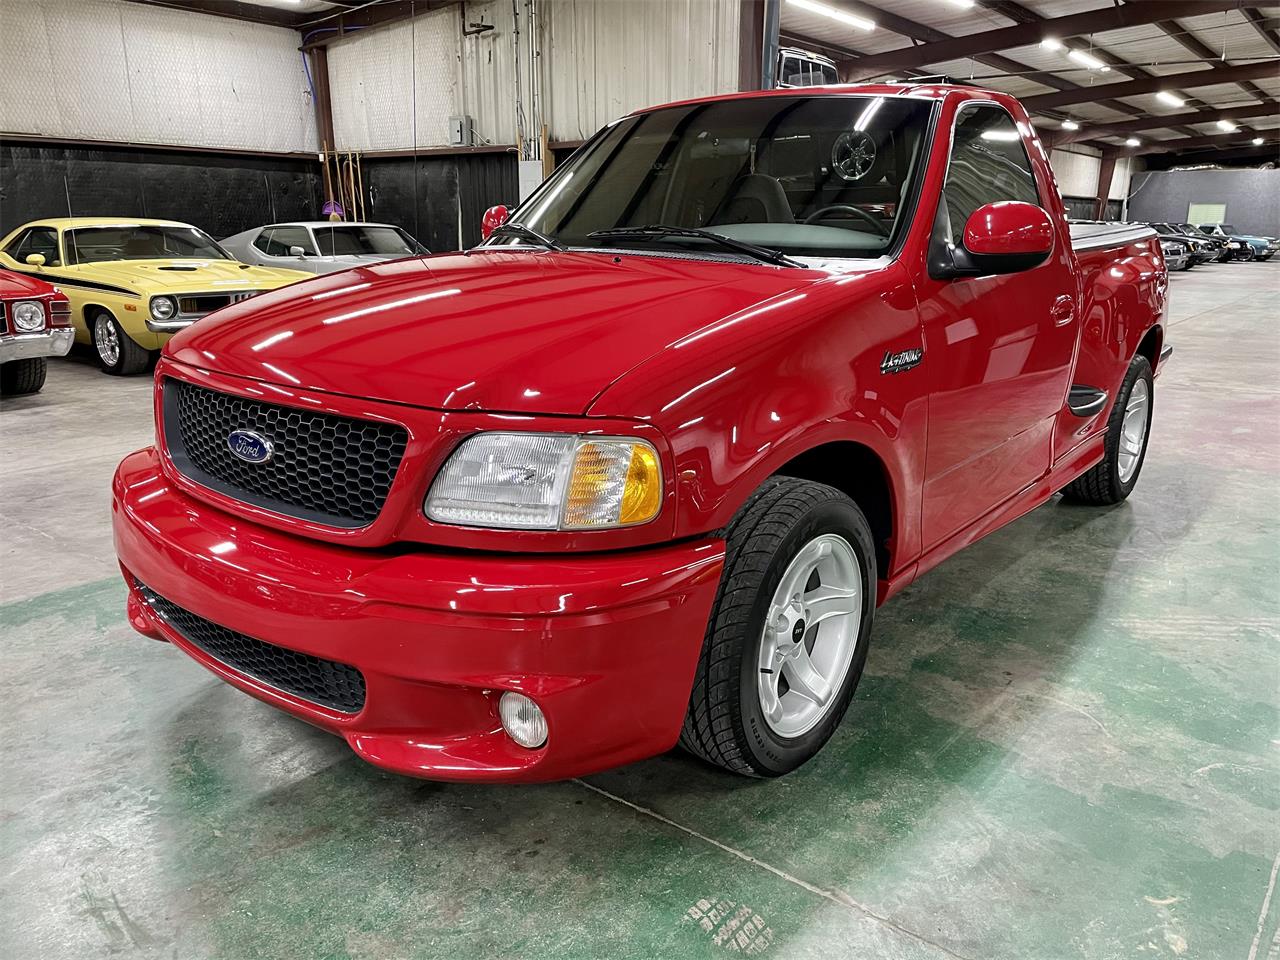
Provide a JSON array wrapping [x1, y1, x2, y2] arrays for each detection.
[[0, 357, 47, 396], [1061, 354, 1154, 505], [92, 310, 151, 375], [679, 477, 877, 777]]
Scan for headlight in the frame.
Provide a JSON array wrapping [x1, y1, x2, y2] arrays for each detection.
[[425, 432, 662, 530], [150, 296, 177, 321], [11, 300, 45, 332]]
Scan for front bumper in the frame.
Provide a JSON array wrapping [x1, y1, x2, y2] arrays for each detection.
[[0, 327, 74, 364], [113, 447, 725, 782]]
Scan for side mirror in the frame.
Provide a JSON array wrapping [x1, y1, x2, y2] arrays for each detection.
[[288, 245, 307, 258], [929, 200, 1054, 279], [481, 204, 510, 241], [25, 253, 46, 268]]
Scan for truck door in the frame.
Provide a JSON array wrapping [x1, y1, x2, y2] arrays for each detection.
[[916, 103, 1077, 550]]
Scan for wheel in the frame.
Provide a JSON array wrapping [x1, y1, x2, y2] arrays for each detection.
[[679, 477, 877, 777], [92, 310, 151, 375], [0, 357, 48, 396], [1061, 354, 1154, 505]]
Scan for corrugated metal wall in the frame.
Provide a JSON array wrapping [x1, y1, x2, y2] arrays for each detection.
[[0, 0, 317, 153], [328, 2, 517, 152], [327, 0, 741, 152], [541, 0, 741, 143], [1048, 147, 1132, 209]]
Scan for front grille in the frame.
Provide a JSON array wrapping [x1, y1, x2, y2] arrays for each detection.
[[176, 290, 261, 316], [134, 579, 366, 714], [163, 379, 408, 528]]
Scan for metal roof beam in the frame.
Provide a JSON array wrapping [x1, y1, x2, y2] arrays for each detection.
[[1020, 60, 1280, 111], [1243, 7, 1280, 55], [838, 1, 1248, 80], [1122, 129, 1278, 155], [1154, 17, 1271, 103], [1052, 100, 1280, 145]]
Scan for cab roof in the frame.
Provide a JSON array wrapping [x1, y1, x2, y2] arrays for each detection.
[[633, 82, 1011, 117]]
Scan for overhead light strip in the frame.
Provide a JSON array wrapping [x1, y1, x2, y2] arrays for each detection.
[[786, 0, 875, 32]]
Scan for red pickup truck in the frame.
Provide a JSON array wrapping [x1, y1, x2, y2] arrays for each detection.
[[113, 84, 1170, 782]]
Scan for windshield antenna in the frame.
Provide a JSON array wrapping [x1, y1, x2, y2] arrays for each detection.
[[63, 176, 81, 265]]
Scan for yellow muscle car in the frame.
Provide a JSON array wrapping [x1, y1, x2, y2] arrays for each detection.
[[0, 218, 311, 375]]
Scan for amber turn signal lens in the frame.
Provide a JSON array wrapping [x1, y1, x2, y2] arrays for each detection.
[[562, 439, 662, 529]]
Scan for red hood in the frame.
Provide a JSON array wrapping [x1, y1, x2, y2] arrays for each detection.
[[166, 250, 824, 415], [0, 268, 59, 298]]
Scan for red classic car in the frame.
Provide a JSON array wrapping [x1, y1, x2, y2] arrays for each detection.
[[113, 83, 1170, 782], [1, 269, 73, 395]]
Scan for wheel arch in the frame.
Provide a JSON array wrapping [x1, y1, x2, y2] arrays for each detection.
[[1135, 323, 1162, 371], [771, 440, 897, 579]]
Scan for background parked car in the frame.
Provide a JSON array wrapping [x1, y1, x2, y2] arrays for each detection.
[[0, 269, 73, 396], [1169, 223, 1232, 262], [1196, 223, 1279, 262], [775, 46, 839, 88], [221, 222, 430, 275], [1159, 238, 1192, 272], [0, 219, 310, 375], [1150, 222, 1218, 265]]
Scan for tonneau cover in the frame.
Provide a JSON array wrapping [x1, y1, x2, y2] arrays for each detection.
[[1068, 221, 1157, 252]]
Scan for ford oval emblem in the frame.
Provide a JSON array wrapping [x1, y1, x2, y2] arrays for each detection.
[[227, 430, 273, 464]]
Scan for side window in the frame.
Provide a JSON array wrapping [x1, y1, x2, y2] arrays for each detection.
[[270, 226, 315, 255], [6, 227, 61, 266], [255, 226, 314, 256], [942, 105, 1040, 239]]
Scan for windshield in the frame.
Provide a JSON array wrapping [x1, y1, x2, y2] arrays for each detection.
[[1219, 224, 1238, 233], [65, 225, 229, 264], [312, 225, 422, 257], [502, 96, 934, 260]]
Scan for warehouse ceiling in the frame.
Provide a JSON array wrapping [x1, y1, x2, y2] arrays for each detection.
[[780, 0, 1280, 164]]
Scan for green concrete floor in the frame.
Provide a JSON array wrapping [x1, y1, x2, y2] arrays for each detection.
[[2, 263, 1277, 960]]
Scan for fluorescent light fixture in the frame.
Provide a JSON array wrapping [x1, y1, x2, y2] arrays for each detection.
[[1253, 137, 1265, 145], [1216, 119, 1237, 132], [1125, 137, 1140, 147], [980, 130, 1022, 142], [786, 0, 875, 30], [1155, 91, 1185, 108], [1060, 119, 1079, 131], [1067, 49, 1107, 70], [947, 0, 976, 7], [1040, 38, 1063, 51]]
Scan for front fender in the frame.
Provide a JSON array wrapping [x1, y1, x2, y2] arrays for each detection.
[[589, 262, 926, 571]]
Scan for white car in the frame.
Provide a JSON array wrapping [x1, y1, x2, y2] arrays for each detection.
[[221, 222, 429, 275]]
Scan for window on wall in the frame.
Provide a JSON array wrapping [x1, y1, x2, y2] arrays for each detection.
[[1187, 203, 1226, 225], [942, 104, 1041, 238]]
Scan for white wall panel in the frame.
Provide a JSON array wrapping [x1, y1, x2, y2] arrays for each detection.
[[327, 0, 740, 151], [542, 0, 741, 143], [328, 2, 514, 151], [1049, 146, 1102, 198], [0, 0, 317, 152], [1048, 147, 1132, 204]]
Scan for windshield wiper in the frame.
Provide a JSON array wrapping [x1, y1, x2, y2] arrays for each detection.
[[488, 222, 567, 251], [588, 225, 803, 268]]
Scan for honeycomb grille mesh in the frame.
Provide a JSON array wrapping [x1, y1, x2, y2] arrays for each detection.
[[164, 379, 408, 527], [134, 579, 366, 714]]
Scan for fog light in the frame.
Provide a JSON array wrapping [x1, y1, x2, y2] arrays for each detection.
[[499, 691, 548, 749]]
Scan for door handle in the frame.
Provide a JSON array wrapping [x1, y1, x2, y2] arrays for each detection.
[[1050, 295, 1074, 326]]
